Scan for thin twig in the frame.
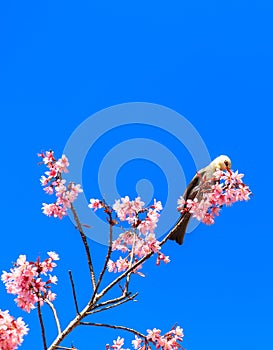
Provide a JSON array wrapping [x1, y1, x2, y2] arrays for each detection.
[[68, 270, 80, 315], [91, 212, 114, 300], [87, 292, 138, 315], [37, 301, 47, 350], [70, 203, 96, 291], [160, 227, 178, 246], [90, 292, 132, 310], [45, 299, 62, 335], [79, 322, 146, 339]]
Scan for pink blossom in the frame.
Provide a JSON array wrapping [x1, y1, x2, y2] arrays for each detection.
[[156, 253, 170, 266], [55, 179, 67, 196], [46, 290, 57, 302], [39, 151, 82, 219], [132, 336, 143, 349], [110, 325, 184, 350], [131, 197, 146, 212], [40, 175, 49, 186], [42, 202, 67, 219], [0, 309, 28, 350], [108, 197, 168, 274], [116, 257, 129, 272], [113, 196, 141, 222], [55, 154, 69, 173], [41, 150, 55, 165], [150, 198, 163, 211], [1, 253, 59, 313], [88, 198, 103, 211], [138, 208, 160, 234], [173, 326, 184, 338], [47, 251, 59, 261], [177, 168, 251, 226], [236, 184, 251, 201], [111, 336, 130, 350], [113, 197, 162, 233], [146, 326, 184, 350], [107, 260, 117, 273], [112, 232, 130, 253], [147, 328, 162, 342], [49, 275, 58, 284], [44, 185, 54, 195], [177, 196, 186, 212]]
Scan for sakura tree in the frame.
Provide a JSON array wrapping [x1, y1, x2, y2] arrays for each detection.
[[1, 150, 251, 350]]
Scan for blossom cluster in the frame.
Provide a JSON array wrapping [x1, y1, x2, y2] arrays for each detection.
[[0, 309, 28, 350], [89, 197, 170, 274], [177, 168, 251, 225], [38, 150, 82, 219], [1, 252, 59, 313], [109, 326, 184, 350]]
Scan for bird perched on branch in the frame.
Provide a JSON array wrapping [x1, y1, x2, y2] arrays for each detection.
[[169, 155, 232, 245]]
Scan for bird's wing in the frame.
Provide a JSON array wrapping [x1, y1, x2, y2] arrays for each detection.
[[169, 167, 209, 245], [182, 168, 207, 201]]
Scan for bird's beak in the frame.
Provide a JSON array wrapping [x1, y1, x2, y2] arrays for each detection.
[[224, 161, 229, 169]]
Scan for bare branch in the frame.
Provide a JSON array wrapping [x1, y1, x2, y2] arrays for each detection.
[[79, 321, 146, 339], [37, 301, 47, 350], [160, 228, 177, 247], [68, 270, 80, 315], [90, 212, 114, 300], [70, 204, 96, 291], [87, 292, 138, 315], [45, 299, 62, 335], [91, 293, 130, 310]]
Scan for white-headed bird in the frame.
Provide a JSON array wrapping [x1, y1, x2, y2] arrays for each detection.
[[169, 155, 232, 245]]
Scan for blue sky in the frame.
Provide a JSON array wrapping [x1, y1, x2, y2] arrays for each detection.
[[0, 1, 272, 349]]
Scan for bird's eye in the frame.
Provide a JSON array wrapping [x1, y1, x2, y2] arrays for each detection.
[[224, 160, 229, 167]]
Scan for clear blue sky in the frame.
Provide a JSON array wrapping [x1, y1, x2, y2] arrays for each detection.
[[0, 1, 272, 349]]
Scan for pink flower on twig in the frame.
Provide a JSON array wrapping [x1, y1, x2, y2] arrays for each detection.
[[0, 309, 28, 350], [1, 252, 59, 313]]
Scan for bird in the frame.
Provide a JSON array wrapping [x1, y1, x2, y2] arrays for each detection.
[[169, 155, 232, 245]]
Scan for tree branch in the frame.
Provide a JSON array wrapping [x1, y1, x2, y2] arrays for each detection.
[[79, 321, 146, 339], [87, 292, 138, 315], [70, 204, 96, 291], [90, 292, 132, 310], [45, 299, 62, 335], [68, 270, 80, 315], [37, 301, 47, 350], [91, 214, 114, 300]]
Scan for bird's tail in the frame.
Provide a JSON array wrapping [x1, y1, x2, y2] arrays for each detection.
[[168, 212, 191, 245]]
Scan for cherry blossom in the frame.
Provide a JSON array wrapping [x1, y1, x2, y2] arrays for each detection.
[[89, 196, 169, 273], [131, 336, 142, 349], [111, 325, 184, 350], [1, 252, 59, 313], [88, 198, 104, 211], [38, 151, 83, 219], [177, 168, 251, 225], [0, 309, 28, 350], [111, 336, 130, 350]]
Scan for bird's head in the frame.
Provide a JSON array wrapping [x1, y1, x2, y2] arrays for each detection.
[[212, 155, 232, 171]]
